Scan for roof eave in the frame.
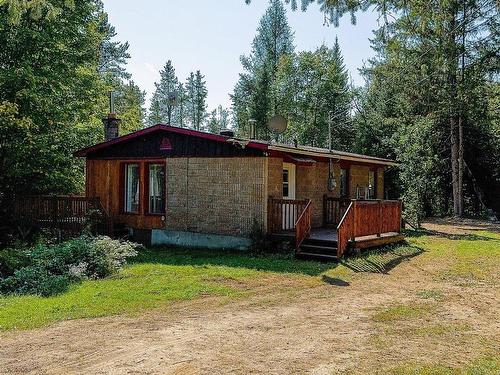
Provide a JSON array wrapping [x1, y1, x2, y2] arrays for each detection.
[[266, 145, 398, 167]]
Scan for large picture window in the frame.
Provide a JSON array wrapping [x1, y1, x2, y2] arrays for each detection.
[[124, 164, 140, 213], [148, 164, 165, 214]]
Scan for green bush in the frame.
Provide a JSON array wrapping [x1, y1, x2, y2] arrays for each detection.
[[2, 267, 70, 297], [0, 235, 140, 297], [0, 246, 30, 278]]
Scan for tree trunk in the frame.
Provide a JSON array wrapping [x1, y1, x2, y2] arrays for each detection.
[[458, 114, 464, 216], [447, 3, 463, 217]]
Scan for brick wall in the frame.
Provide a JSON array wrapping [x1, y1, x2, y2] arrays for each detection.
[[295, 161, 343, 227], [165, 157, 267, 236], [267, 157, 282, 198]]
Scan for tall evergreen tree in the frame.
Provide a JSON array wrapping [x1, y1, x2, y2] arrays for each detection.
[[207, 106, 231, 134], [98, 12, 131, 80], [97, 9, 144, 134], [185, 71, 208, 130], [232, 0, 294, 139], [148, 60, 179, 125]]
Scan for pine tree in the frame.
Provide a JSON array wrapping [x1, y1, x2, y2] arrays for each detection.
[[350, 0, 499, 220], [232, 0, 294, 139], [185, 71, 208, 130], [207, 106, 231, 134], [148, 60, 180, 125], [98, 12, 131, 80]]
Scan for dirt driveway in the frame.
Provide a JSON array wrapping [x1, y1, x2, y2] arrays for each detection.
[[1, 220, 499, 374]]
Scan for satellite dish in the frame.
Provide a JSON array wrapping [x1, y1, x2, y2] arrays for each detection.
[[268, 115, 288, 134]]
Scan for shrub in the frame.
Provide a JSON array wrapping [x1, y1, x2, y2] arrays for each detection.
[[0, 246, 30, 278], [0, 235, 140, 297], [1, 266, 70, 297]]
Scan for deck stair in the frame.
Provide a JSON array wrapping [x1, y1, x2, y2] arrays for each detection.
[[296, 237, 339, 261]]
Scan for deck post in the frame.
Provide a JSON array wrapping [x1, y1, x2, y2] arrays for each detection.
[[322, 194, 327, 227], [351, 200, 357, 241], [377, 200, 382, 237]]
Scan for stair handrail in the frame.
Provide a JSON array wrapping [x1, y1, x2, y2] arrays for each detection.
[[336, 201, 355, 258], [295, 199, 312, 251]]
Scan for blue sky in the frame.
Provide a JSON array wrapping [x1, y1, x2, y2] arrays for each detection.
[[103, 0, 380, 112]]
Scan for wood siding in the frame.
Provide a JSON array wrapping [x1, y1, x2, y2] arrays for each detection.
[[86, 159, 164, 230], [86, 131, 263, 159]]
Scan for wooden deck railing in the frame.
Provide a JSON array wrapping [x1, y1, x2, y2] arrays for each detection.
[[13, 195, 112, 236], [323, 196, 351, 226], [267, 198, 310, 233], [336, 199, 402, 258], [295, 200, 312, 251]]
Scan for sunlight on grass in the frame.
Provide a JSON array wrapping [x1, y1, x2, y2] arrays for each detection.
[[406, 231, 500, 286], [380, 355, 500, 375], [417, 289, 444, 301], [0, 250, 342, 331], [372, 303, 433, 322], [0, 262, 257, 331], [1, 228, 498, 333]]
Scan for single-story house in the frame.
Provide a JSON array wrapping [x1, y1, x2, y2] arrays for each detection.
[[74, 116, 402, 259]]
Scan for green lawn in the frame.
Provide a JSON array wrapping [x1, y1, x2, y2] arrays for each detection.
[[0, 228, 498, 332], [0, 250, 340, 331]]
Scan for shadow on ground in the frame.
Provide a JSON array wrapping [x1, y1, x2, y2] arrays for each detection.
[[321, 275, 350, 286], [404, 229, 496, 242], [342, 243, 425, 274], [134, 248, 338, 276]]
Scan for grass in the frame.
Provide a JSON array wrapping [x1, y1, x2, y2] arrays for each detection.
[[0, 228, 498, 332], [372, 303, 433, 322], [408, 229, 500, 286], [378, 355, 500, 375], [0, 250, 342, 331], [417, 289, 444, 301]]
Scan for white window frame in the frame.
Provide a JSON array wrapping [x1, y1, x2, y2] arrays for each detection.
[[282, 162, 296, 199]]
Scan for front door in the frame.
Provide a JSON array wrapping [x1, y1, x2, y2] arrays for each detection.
[[282, 163, 297, 230]]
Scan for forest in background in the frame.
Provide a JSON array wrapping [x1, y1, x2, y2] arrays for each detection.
[[0, 0, 498, 226]]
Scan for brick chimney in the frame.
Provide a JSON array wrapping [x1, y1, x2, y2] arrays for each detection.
[[103, 92, 121, 141], [103, 113, 121, 141]]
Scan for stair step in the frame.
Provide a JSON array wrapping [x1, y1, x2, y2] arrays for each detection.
[[300, 244, 337, 254]]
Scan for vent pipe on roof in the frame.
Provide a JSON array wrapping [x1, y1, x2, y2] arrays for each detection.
[[248, 118, 257, 139]]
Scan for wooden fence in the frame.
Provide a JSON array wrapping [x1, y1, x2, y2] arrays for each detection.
[[337, 199, 402, 258], [12, 195, 111, 236]]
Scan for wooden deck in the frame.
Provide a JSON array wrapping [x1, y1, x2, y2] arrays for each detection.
[[268, 198, 404, 260], [272, 227, 403, 255]]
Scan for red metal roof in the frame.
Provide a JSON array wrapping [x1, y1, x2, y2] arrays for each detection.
[[73, 124, 396, 166]]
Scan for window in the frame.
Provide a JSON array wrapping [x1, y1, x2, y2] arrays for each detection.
[[148, 164, 165, 214], [282, 169, 289, 198], [340, 168, 348, 197], [368, 170, 376, 199], [124, 164, 140, 213]]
